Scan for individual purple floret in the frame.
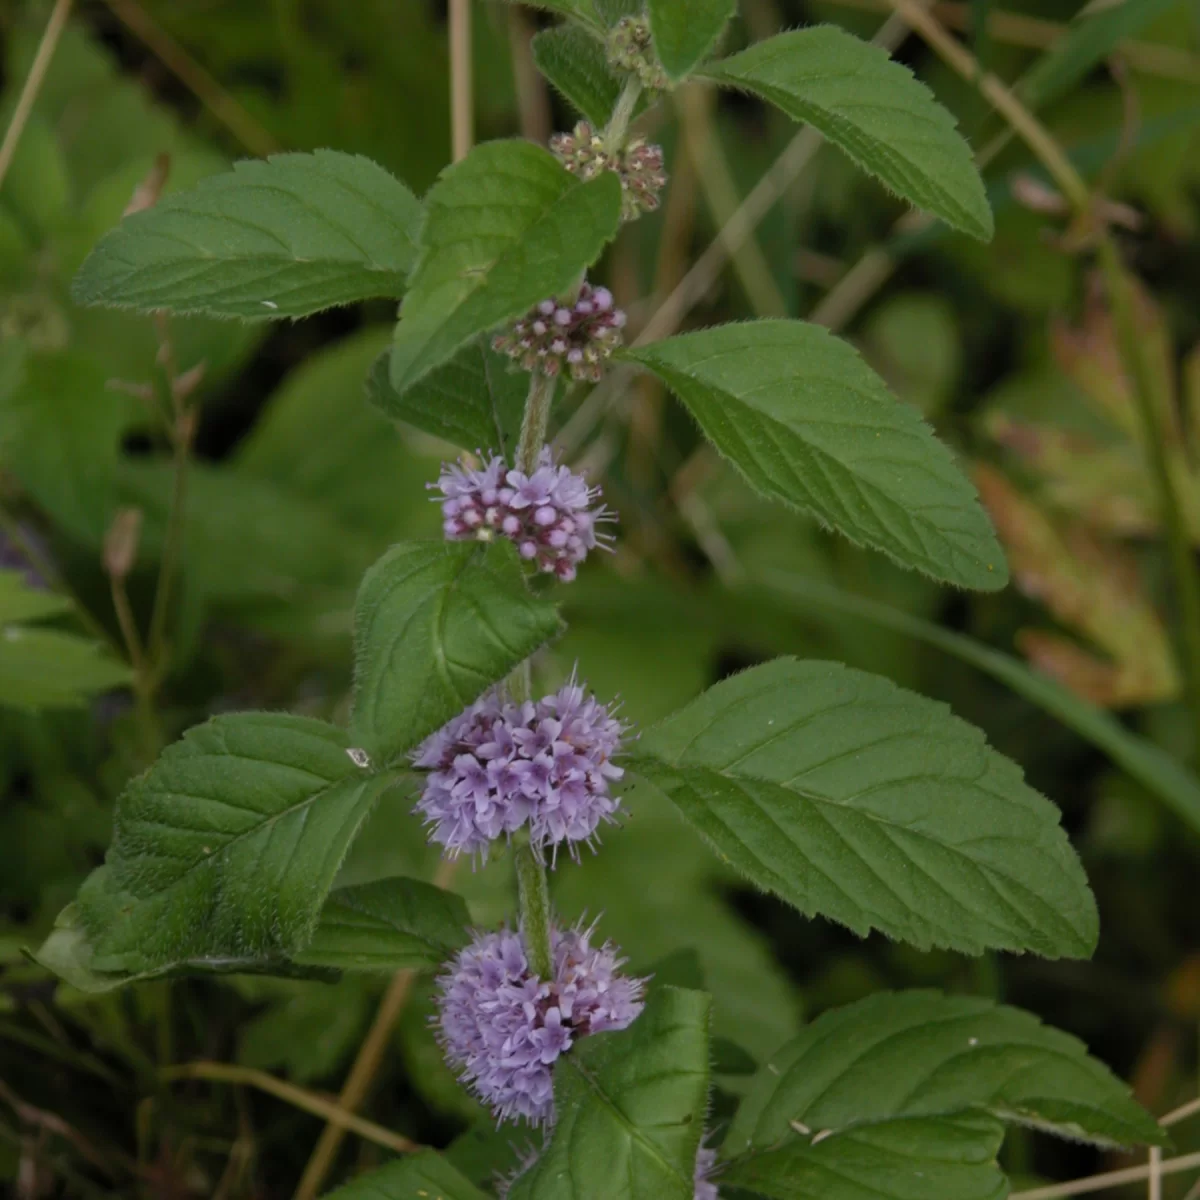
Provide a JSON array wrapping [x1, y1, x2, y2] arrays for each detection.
[[434, 448, 612, 582], [695, 1146, 720, 1199], [435, 923, 646, 1125], [492, 281, 626, 382], [413, 678, 627, 861]]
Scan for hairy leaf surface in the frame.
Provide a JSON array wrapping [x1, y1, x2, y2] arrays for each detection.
[[366, 340, 527, 457], [296, 877, 470, 971], [723, 1114, 1008, 1200], [507, 987, 712, 1200], [630, 658, 1098, 957], [321, 1152, 489, 1199], [625, 321, 1007, 590], [533, 25, 624, 126], [389, 141, 621, 393], [702, 27, 992, 239], [76, 713, 390, 976], [649, 0, 736, 80], [72, 150, 421, 318], [351, 541, 561, 766], [726, 990, 1164, 1156]]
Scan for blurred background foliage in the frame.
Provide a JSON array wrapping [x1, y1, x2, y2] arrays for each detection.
[[1, 0, 1200, 1195]]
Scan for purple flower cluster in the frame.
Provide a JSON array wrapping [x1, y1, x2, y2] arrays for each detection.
[[413, 678, 626, 860], [435, 923, 645, 1124], [434, 448, 612, 582], [492, 282, 626, 382], [551, 122, 667, 221]]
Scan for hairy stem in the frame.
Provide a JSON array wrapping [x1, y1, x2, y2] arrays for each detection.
[[603, 77, 642, 152], [516, 844, 554, 978], [1098, 234, 1200, 759], [516, 370, 557, 476]]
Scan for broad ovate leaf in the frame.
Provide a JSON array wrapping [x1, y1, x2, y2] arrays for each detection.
[[350, 541, 562, 766], [296, 877, 470, 972], [65, 713, 390, 980], [649, 0, 735, 81], [320, 1152, 489, 1199], [366, 340, 527, 457], [389, 140, 622, 394], [630, 658, 1098, 957], [727, 990, 1164, 1157], [702, 26, 993, 240], [624, 320, 1008, 591], [72, 150, 422, 318], [507, 987, 712, 1200], [722, 1113, 1008, 1200]]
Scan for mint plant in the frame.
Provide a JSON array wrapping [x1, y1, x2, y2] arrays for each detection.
[[32, 2, 1169, 1197]]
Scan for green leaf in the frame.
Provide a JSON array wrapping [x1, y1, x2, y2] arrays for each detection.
[[295, 877, 470, 971], [727, 990, 1163, 1157], [389, 141, 622, 394], [70, 713, 391, 979], [623, 320, 1008, 591], [648, 0, 735, 81], [0, 569, 131, 711], [0, 626, 132, 710], [1020, 0, 1184, 112], [320, 1152, 490, 1200], [350, 541, 562, 766], [366, 340, 527, 457], [629, 658, 1098, 958], [533, 24, 625, 127], [701, 26, 993, 240], [760, 571, 1200, 839], [507, 987, 712, 1200], [0, 569, 69, 624], [723, 1113, 1008, 1200], [72, 150, 422, 319]]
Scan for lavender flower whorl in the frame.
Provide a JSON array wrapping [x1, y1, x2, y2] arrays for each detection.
[[435, 924, 645, 1124], [435, 449, 611, 583], [412, 680, 626, 860], [492, 282, 626, 382]]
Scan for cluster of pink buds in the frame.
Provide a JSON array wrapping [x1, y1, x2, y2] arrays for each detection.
[[492, 282, 626, 383], [551, 122, 667, 222], [606, 16, 670, 92]]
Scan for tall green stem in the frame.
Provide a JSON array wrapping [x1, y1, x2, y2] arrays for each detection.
[[603, 77, 642, 153], [512, 372, 558, 967], [516, 370, 557, 476], [1098, 234, 1200, 758], [516, 843, 554, 978]]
